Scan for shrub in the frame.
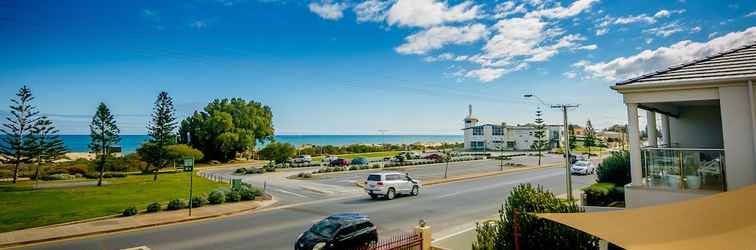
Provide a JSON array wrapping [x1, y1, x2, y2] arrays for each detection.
[[472, 184, 596, 250], [122, 206, 138, 216], [191, 196, 207, 208], [264, 167, 276, 172], [66, 164, 89, 175], [167, 199, 186, 210], [208, 190, 225, 204], [349, 166, 358, 171], [146, 202, 161, 213], [40, 173, 76, 181], [597, 151, 631, 185], [235, 168, 247, 174], [583, 183, 624, 207], [302, 173, 312, 178], [239, 189, 256, 201], [226, 190, 241, 202], [371, 165, 381, 169]]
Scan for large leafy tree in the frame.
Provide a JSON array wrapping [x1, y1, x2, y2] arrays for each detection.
[[143, 91, 177, 181], [259, 142, 296, 164], [29, 116, 67, 182], [179, 98, 274, 162], [89, 103, 120, 186], [0, 86, 38, 183], [530, 109, 548, 166]]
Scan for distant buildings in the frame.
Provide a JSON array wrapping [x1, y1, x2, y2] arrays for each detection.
[[462, 105, 563, 151]]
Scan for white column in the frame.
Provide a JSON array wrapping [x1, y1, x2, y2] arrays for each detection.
[[627, 103, 643, 186], [646, 110, 658, 147], [661, 114, 671, 147]]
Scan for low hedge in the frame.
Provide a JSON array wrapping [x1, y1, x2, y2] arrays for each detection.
[[122, 206, 138, 216], [167, 199, 186, 210], [208, 190, 225, 204], [583, 182, 625, 206], [191, 196, 208, 207], [146, 202, 161, 213], [226, 190, 241, 202]]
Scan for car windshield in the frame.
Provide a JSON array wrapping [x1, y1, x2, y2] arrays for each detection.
[[367, 175, 382, 181], [574, 162, 589, 167], [309, 219, 340, 238]]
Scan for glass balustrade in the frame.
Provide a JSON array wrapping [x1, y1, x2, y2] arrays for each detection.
[[641, 148, 726, 191]]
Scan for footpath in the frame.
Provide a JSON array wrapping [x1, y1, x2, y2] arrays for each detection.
[[0, 198, 276, 249]]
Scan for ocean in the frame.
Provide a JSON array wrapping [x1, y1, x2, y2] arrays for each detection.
[[57, 135, 464, 153]]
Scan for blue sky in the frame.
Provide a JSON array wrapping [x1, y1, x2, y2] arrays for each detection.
[[1, 0, 755, 135]]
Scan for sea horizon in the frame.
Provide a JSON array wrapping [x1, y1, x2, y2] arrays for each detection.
[[57, 134, 464, 153]]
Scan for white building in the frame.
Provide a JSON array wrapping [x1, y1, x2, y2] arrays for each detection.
[[612, 42, 756, 208], [462, 105, 562, 151]]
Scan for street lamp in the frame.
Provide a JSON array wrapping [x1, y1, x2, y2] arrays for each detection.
[[524, 94, 579, 201]]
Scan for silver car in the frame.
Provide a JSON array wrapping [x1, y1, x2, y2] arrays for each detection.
[[364, 172, 421, 200], [571, 160, 596, 175]]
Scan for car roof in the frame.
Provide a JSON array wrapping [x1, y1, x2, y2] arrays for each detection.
[[369, 172, 402, 176], [325, 213, 370, 224]]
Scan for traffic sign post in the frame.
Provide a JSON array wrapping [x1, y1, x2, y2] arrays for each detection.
[[184, 157, 195, 216]]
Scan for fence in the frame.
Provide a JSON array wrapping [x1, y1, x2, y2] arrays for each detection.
[[197, 172, 232, 184], [344, 231, 422, 250]]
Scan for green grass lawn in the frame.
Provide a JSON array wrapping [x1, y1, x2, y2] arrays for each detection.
[[311, 151, 401, 161], [0, 173, 227, 233]]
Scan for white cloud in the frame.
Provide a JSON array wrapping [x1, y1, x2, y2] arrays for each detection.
[[425, 53, 469, 62], [386, 0, 481, 28], [563, 71, 577, 79], [465, 67, 508, 82], [613, 14, 656, 25], [574, 26, 756, 81], [691, 26, 701, 33], [190, 20, 207, 29], [354, 0, 392, 22], [595, 28, 608, 36], [483, 17, 547, 59], [395, 23, 487, 55], [653, 9, 685, 18], [308, 1, 348, 20], [525, 0, 599, 19], [643, 23, 683, 37], [578, 44, 598, 50], [746, 11, 756, 18]]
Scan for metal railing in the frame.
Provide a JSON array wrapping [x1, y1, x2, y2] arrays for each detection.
[[641, 147, 726, 191]]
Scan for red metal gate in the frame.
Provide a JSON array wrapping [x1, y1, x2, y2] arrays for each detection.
[[348, 231, 423, 250]]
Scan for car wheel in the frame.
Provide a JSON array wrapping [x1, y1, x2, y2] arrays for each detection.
[[411, 186, 419, 196], [386, 188, 395, 200]]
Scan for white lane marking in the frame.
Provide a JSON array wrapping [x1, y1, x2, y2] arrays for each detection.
[[272, 188, 309, 198], [432, 225, 476, 243], [434, 171, 562, 199], [121, 246, 151, 250]]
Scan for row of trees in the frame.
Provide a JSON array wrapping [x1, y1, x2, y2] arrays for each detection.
[[0, 86, 68, 183]]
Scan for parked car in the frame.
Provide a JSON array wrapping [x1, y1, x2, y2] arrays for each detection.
[[571, 160, 595, 175], [293, 154, 312, 164], [295, 213, 378, 250], [351, 157, 369, 165], [364, 172, 421, 200], [424, 153, 443, 160], [322, 155, 338, 163], [399, 151, 421, 159], [329, 158, 350, 167]]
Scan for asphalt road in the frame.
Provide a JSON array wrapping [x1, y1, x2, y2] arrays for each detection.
[[19, 162, 596, 250]]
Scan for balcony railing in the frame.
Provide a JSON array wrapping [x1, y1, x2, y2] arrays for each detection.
[[641, 147, 726, 192]]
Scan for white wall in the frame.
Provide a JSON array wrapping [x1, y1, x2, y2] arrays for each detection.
[[719, 86, 756, 189], [625, 186, 716, 208], [669, 105, 723, 148]]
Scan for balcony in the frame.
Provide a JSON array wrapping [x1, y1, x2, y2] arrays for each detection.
[[641, 148, 726, 192]]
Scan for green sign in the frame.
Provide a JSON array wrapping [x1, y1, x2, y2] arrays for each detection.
[[183, 157, 194, 172]]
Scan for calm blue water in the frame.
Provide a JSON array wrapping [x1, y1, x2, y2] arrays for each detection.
[[57, 135, 463, 153]]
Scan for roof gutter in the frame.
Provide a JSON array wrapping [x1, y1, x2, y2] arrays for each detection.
[[611, 75, 756, 92]]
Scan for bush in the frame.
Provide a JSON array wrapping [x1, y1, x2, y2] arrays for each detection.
[[239, 189, 257, 201], [167, 199, 186, 210], [191, 196, 207, 208], [208, 190, 225, 204], [235, 168, 247, 174], [264, 167, 276, 172], [66, 164, 89, 175], [226, 190, 241, 202], [371, 165, 381, 169], [472, 184, 596, 250], [349, 166, 358, 171], [146, 202, 161, 213], [122, 206, 138, 216], [583, 183, 625, 207], [40, 173, 76, 181], [597, 151, 631, 185]]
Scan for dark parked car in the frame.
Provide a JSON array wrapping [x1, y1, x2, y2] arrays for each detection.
[[351, 157, 369, 165], [424, 153, 443, 160], [295, 213, 378, 250], [329, 158, 350, 167]]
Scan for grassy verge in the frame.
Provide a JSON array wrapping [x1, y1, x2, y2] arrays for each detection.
[[311, 151, 401, 161], [0, 172, 226, 233]]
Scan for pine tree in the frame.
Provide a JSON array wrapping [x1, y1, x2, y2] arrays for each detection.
[[569, 125, 578, 150], [145, 91, 177, 181], [29, 116, 68, 183], [89, 103, 120, 187], [530, 108, 548, 166], [0, 86, 38, 183], [584, 120, 596, 158]]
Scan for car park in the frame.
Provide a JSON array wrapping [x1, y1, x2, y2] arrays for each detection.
[[329, 158, 350, 167], [295, 213, 378, 250], [351, 157, 369, 165], [364, 172, 421, 200], [571, 160, 596, 175], [293, 154, 312, 164]]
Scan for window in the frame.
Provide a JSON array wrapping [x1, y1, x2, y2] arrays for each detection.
[[473, 127, 483, 135], [471, 141, 485, 149], [387, 174, 402, 181], [492, 126, 504, 136], [310, 220, 341, 238], [367, 175, 382, 181], [506, 141, 516, 148]]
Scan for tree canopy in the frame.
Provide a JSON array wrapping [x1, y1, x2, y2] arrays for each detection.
[[89, 102, 120, 186], [259, 142, 296, 164], [178, 98, 274, 162]]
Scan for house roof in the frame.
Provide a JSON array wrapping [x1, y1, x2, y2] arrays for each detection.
[[614, 42, 756, 87]]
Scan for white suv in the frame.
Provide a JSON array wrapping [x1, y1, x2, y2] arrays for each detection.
[[364, 173, 421, 200], [292, 155, 312, 164]]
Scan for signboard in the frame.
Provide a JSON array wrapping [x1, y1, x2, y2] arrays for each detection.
[[183, 157, 194, 172]]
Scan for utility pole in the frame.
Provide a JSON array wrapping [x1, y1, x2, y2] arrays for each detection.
[[524, 94, 579, 201]]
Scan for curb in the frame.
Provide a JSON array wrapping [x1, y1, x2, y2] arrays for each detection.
[[0, 197, 278, 249], [353, 163, 563, 188]]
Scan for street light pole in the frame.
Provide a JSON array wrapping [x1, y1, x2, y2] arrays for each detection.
[[524, 94, 579, 201]]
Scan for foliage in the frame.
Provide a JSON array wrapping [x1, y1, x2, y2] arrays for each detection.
[[146, 202, 161, 213], [208, 190, 225, 204], [597, 150, 631, 185], [583, 183, 625, 207], [166, 144, 204, 162], [0, 86, 38, 183], [122, 206, 138, 216], [89, 102, 121, 186], [28, 116, 68, 181], [167, 199, 185, 210], [225, 190, 241, 202], [299, 143, 463, 157], [568, 125, 578, 150], [530, 109, 548, 166], [259, 142, 297, 164], [178, 98, 274, 162], [584, 120, 597, 156], [234, 167, 246, 174], [191, 196, 207, 207], [472, 184, 596, 250]]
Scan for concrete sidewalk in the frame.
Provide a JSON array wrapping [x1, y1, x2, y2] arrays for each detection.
[[0, 198, 277, 249]]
